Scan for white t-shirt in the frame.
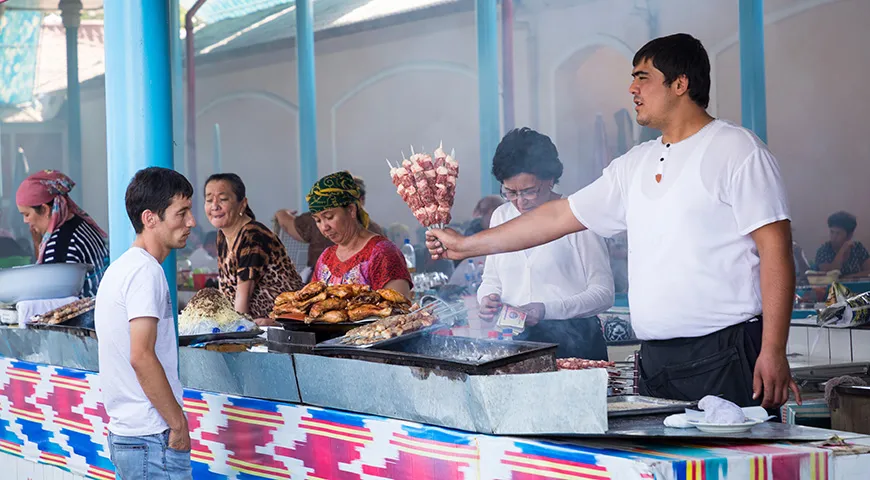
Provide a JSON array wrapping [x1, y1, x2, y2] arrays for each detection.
[[568, 119, 790, 340], [95, 247, 183, 436], [477, 202, 614, 320]]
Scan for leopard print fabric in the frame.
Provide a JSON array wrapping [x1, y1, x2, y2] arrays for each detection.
[[217, 221, 304, 319]]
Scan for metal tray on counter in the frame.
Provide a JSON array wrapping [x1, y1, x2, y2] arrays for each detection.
[[314, 334, 557, 376], [314, 323, 448, 350], [178, 329, 263, 347], [275, 317, 377, 343], [607, 395, 696, 418]]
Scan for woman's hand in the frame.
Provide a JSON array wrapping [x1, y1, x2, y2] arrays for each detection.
[[254, 317, 278, 327], [479, 294, 502, 322], [517, 303, 546, 327]]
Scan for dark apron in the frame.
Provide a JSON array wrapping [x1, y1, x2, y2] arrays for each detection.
[[515, 316, 609, 360], [638, 319, 763, 407]]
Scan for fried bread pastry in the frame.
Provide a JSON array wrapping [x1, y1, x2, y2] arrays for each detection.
[[309, 298, 348, 319], [296, 281, 326, 301], [347, 304, 393, 321], [376, 288, 408, 304], [314, 310, 349, 324], [325, 284, 356, 299], [347, 292, 382, 308]]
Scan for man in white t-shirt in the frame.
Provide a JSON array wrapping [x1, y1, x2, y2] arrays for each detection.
[[427, 33, 801, 408], [95, 167, 196, 479]]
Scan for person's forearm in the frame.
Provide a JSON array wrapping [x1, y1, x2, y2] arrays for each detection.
[[131, 354, 186, 430], [760, 251, 795, 354], [463, 199, 585, 257], [234, 280, 254, 314]]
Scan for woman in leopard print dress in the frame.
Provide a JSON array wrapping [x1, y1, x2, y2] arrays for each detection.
[[205, 174, 303, 324]]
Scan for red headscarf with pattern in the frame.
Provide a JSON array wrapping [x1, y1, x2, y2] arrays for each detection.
[[15, 170, 107, 263]]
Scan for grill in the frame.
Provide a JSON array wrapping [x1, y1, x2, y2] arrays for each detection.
[[314, 334, 558, 376]]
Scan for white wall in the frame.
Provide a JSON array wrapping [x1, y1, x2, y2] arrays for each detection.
[[76, 0, 870, 254]]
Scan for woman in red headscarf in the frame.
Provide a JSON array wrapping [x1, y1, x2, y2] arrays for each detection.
[[16, 170, 109, 297]]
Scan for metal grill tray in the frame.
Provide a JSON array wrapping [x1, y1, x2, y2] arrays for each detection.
[[607, 395, 696, 418], [314, 334, 558, 375], [314, 323, 447, 350], [178, 329, 263, 347], [275, 318, 377, 343]]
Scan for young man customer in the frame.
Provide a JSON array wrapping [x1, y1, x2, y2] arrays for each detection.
[[95, 167, 196, 479], [428, 33, 802, 408]]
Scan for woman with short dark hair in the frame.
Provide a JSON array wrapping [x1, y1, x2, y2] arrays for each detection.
[[477, 128, 614, 359], [815, 211, 870, 278], [204, 173, 303, 323]]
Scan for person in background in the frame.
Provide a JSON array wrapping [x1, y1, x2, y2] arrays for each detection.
[[274, 175, 384, 272], [464, 196, 506, 237], [476, 128, 614, 359], [606, 232, 629, 294], [386, 223, 411, 248], [186, 230, 218, 271], [814, 211, 870, 279], [448, 196, 505, 285], [793, 236, 811, 286], [95, 167, 196, 479], [306, 172, 412, 298], [204, 174, 303, 324], [16, 170, 109, 297]]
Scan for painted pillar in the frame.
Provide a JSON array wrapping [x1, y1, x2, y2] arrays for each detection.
[[296, 0, 318, 209], [476, 0, 500, 196], [213, 123, 222, 175], [104, 0, 178, 311], [169, 0, 186, 176], [738, 0, 768, 143], [60, 0, 83, 204], [501, 0, 515, 132]]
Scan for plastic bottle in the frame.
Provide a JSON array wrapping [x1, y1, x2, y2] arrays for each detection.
[[464, 259, 479, 291], [401, 239, 416, 273]]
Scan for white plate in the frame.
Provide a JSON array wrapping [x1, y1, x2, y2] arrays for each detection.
[[687, 418, 764, 434]]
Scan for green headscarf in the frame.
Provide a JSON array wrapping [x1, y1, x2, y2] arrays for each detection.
[[306, 171, 370, 228]]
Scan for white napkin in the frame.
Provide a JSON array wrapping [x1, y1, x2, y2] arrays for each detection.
[[664, 406, 773, 428], [16, 297, 79, 327]]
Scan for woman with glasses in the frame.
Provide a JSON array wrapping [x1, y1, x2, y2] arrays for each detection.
[[477, 128, 614, 359]]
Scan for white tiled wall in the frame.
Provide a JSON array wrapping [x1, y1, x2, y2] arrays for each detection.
[[788, 326, 809, 358], [829, 329, 853, 362], [853, 329, 870, 362], [807, 327, 830, 359]]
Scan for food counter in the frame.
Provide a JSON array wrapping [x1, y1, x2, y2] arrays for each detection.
[[3, 325, 870, 479]]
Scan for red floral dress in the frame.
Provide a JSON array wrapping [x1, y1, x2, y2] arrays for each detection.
[[312, 236, 412, 290]]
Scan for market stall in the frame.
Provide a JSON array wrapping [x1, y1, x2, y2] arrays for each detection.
[[3, 311, 870, 479]]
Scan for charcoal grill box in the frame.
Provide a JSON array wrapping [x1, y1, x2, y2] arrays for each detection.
[[293, 335, 609, 435]]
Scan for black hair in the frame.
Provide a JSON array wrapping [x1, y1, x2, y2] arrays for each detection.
[[828, 211, 857, 236], [633, 33, 711, 109], [203, 230, 218, 245], [204, 173, 256, 220], [491, 127, 563, 183], [125, 167, 194, 234]]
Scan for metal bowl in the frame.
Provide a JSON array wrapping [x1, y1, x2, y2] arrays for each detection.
[[0, 263, 91, 304]]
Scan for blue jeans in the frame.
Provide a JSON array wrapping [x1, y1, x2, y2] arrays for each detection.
[[108, 430, 192, 480]]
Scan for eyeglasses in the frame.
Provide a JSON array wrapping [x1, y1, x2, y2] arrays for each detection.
[[501, 184, 545, 201]]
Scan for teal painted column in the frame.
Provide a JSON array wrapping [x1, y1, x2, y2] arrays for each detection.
[[104, 0, 178, 312], [296, 0, 318, 210], [738, 0, 768, 143], [60, 0, 83, 204], [476, 0, 500, 196], [213, 123, 222, 175], [169, 0, 186, 176]]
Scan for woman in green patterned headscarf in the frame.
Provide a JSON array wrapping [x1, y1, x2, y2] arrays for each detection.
[[306, 172, 412, 300]]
